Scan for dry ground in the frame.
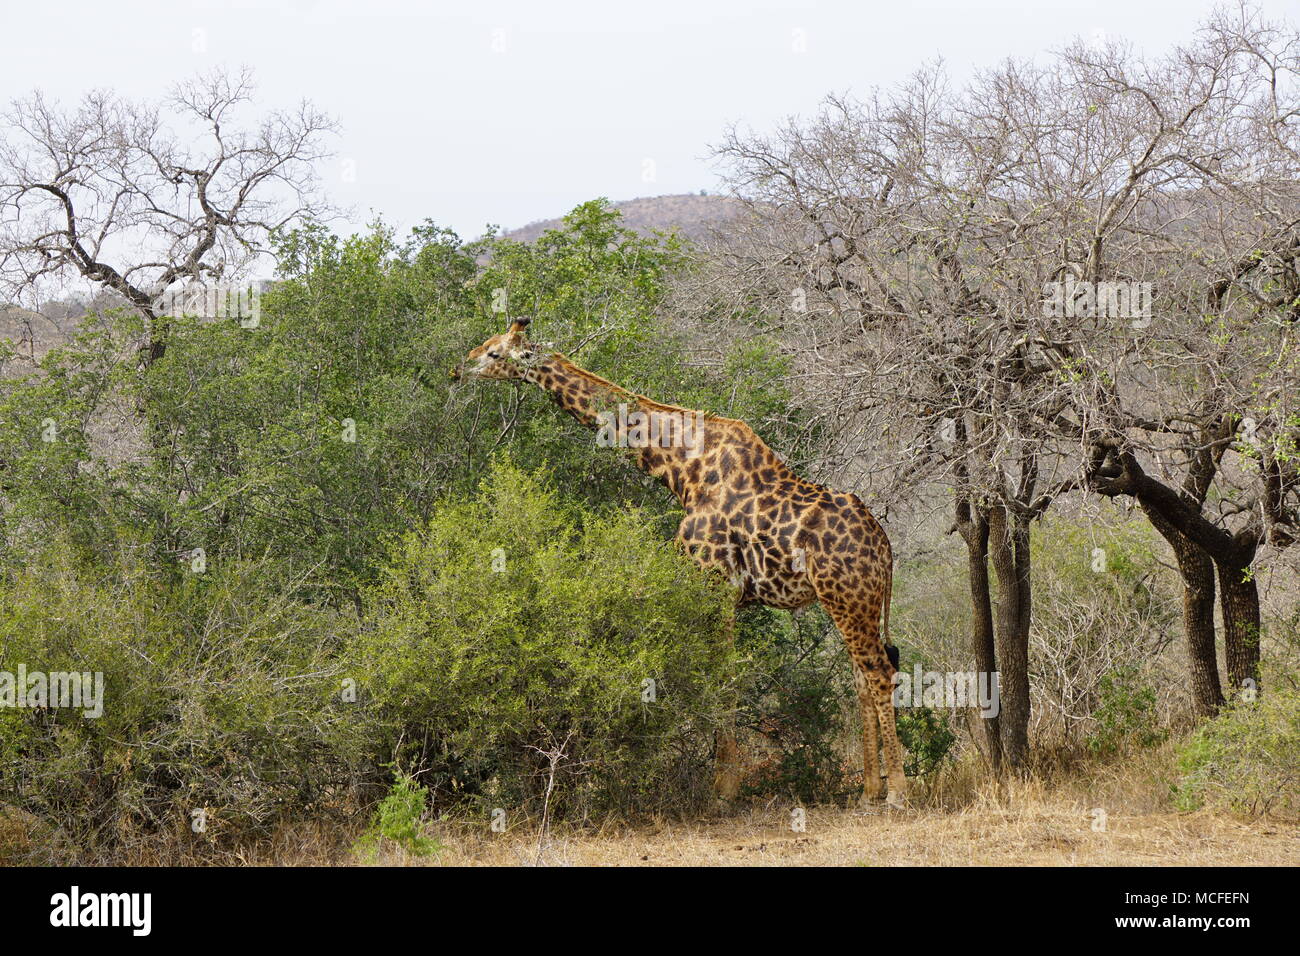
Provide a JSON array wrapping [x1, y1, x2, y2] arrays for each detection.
[[12, 792, 1296, 867], [257, 746, 1300, 867], [8, 745, 1296, 867], [377, 801, 1299, 868]]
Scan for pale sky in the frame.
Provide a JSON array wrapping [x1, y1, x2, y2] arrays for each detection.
[[2, 0, 1294, 240]]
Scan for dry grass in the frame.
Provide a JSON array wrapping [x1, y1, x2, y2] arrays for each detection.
[[393, 787, 1295, 867], [8, 742, 1297, 867], [400, 802, 1298, 867], [363, 743, 1300, 867]]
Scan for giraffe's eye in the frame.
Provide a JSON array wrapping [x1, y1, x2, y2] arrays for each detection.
[[488, 350, 501, 359]]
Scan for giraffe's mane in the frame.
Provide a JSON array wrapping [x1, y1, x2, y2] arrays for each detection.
[[547, 352, 744, 427]]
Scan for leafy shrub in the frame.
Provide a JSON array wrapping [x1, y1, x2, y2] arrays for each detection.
[[733, 604, 858, 803], [1174, 688, 1300, 819], [350, 460, 733, 820], [0, 538, 363, 861], [0, 203, 802, 615], [896, 707, 957, 777], [1086, 665, 1168, 755], [354, 772, 442, 860]]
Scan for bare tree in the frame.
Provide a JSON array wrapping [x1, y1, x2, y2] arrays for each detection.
[[702, 3, 1299, 769], [0, 68, 336, 365], [706, 69, 1080, 771], [1057, 4, 1300, 702]]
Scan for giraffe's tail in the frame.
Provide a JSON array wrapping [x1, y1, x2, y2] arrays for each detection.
[[883, 549, 898, 671]]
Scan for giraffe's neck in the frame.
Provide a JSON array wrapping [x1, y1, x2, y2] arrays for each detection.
[[526, 353, 710, 503], [527, 353, 631, 427]]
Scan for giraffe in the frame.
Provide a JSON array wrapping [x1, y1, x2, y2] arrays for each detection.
[[452, 317, 907, 808]]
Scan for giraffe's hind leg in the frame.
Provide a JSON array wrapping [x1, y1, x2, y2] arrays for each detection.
[[815, 574, 907, 808], [869, 662, 907, 808], [853, 664, 886, 805]]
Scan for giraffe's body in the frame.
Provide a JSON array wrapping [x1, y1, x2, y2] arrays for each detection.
[[455, 319, 907, 807]]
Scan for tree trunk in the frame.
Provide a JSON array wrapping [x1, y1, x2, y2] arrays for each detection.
[[1091, 438, 1264, 706], [987, 504, 1031, 772], [957, 501, 1003, 773], [1218, 563, 1261, 698], [1142, 505, 1224, 717], [1181, 551, 1224, 716]]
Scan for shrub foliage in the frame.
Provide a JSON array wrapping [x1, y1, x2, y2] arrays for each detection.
[[352, 461, 735, 819]]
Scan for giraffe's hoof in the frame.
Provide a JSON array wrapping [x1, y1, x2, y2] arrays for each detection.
[[858, 791, 886, 810], [885, 791, 908, 811]]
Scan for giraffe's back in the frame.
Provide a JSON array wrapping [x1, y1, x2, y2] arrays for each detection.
[[672, 420, 890, 611]]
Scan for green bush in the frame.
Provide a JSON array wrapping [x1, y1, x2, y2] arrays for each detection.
[[1174, 688, 1300, 819], [734, 604, 858, 803], [1086, 664, 1168, 755], [353, 773, 442, 860], [350, 460, 734, 820], [0, 537, 363, 861], [896, 707, 957, 777], [0, 202, 802, 615]]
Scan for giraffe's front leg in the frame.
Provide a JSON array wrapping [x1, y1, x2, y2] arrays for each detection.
[[712, 599, 743, 803]]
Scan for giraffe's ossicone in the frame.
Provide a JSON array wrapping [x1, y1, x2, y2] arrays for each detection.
[[453, 317, 907, 808]]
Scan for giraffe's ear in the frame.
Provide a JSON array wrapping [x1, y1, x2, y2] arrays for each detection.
[[508, 316, 532, 335]]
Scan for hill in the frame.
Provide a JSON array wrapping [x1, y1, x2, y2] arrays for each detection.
[[501, 193, 743, 244]]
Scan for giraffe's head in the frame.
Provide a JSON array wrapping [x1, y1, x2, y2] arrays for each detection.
[[451, 317, 539, 381]]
